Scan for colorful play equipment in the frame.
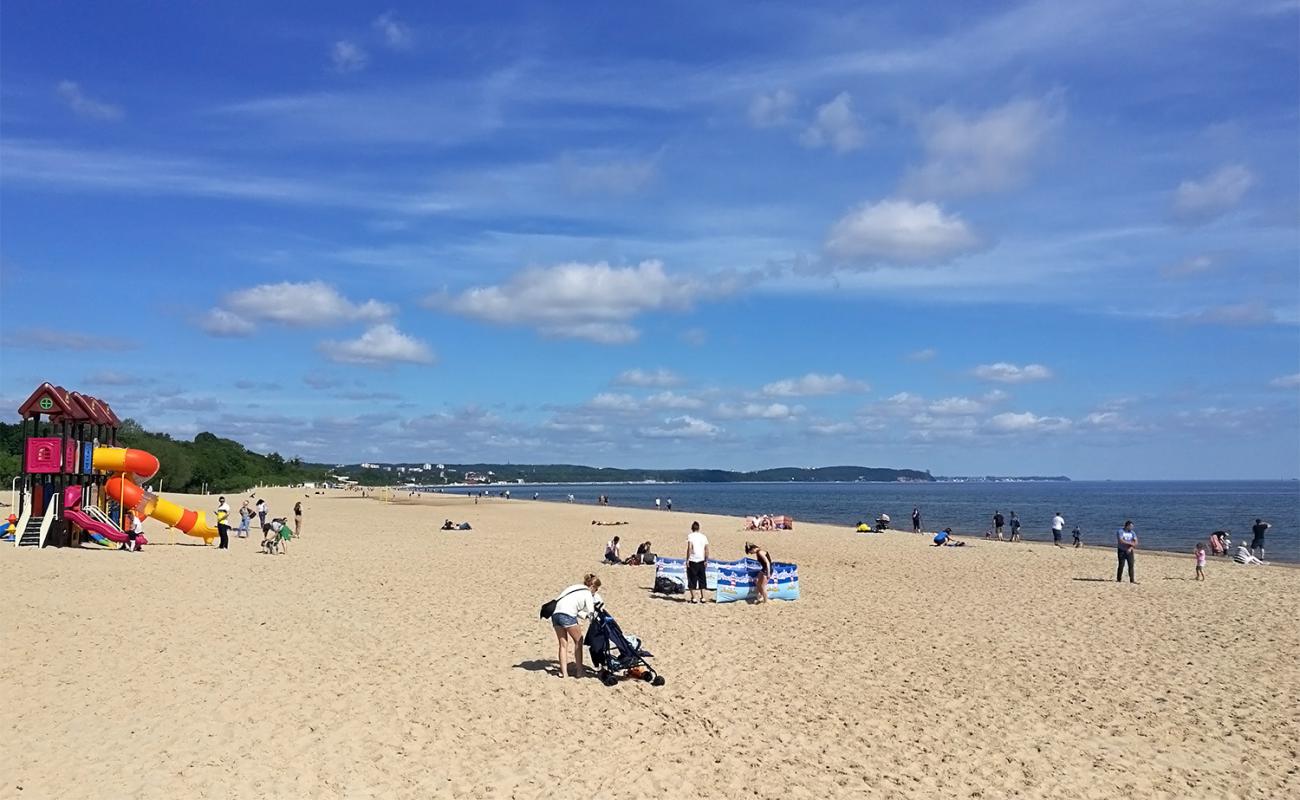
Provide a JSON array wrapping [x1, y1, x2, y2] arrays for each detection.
[[11, 382, 214, 548]]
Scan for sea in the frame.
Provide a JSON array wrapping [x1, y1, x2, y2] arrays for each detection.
[[430, 480, 1300, 564]]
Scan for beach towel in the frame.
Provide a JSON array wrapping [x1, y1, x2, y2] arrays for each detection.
[[715, 558, 800, 603]]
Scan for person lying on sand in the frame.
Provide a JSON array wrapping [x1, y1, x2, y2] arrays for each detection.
[[591, 520, 629, 526]]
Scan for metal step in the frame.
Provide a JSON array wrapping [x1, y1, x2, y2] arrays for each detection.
[[18, 516, 42, 547]]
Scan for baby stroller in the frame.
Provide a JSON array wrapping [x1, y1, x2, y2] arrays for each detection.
[[584, 604, 666, 687]]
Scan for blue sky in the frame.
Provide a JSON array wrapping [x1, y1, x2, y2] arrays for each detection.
[[2, 1, 1297, 479]]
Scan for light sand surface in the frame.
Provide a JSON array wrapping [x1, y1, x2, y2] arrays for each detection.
[[3, 486, 1298, 799]]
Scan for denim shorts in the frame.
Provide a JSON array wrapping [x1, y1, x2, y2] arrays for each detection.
[[552, 613, 579, 628]]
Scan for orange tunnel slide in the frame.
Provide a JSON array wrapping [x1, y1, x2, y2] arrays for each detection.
[[94, 447, 217, 543]]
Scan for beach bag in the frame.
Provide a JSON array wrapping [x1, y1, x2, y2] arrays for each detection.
[[654, 575, 683, 595], [540, 587, 582, 619], [643, 552, 656, 565]]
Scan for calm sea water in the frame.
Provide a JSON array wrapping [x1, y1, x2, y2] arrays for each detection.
[[442, 480, 1300, 563]]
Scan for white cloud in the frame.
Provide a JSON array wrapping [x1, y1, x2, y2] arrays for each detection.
[[903, 95, 1063, 197], [639, 415, 720, 439], [987, 411, 1072, 433], [646, 391, 704, 410], [1160, 254, 1216, 279], [85, 370, 138, 386], [972, 362, 1053, 383], [331, 41, 369, 73], [320, 324, 435, 365], [826, 199, 981, 266], [800, 92, 865, 153], [56, 81, 123, 121], [1179, 302, 1278, 326], [1172, 164, 1255, 223], [614, 368, 682, 388], [717, 402, 797, 420], [222, 282, 393, 328], [588, 393, 640, 412], [749, 89, 797, 127], [928, 396, 984, 415], [808, 421, 857, 435], [200, 309, 256, 337], [905, 347, 937, 362], [762, 373, 868, 397], [431, 260, 715, 344], [373, 11, 412, 49], [1269, 373, 1300, 389], [680, 328, 708, 347]]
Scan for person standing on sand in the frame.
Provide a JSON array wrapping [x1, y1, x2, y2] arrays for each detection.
[[1072, 525, 1082, 548], [1009, 512, 1022, 542], [238, 501, 252, 538], [1250, 518, 1270, 560], [686, 521, 710, 604], [993, 511, 1005, 540], [655, 497, 661, 511], [1116, 521, 1138, 583], [745, 542, 773, 604], [1051, 512, 1066, 547], [256, 498, 268, 528], [294, 501, 303, 537], [666, 498, 672, 511], [1194, 542, 1207, 581], [912, 507, 921, 533], [215, 496, 230, 550], [549, 574, 602, 678]]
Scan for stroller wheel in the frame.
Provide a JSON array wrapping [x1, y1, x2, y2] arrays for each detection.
[[651, 674, 666, 687], [641, 669, 657, 683], [601, 672, 619, 687]]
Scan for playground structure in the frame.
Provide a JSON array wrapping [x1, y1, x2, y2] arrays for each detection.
[[11, 382, 216, 548]]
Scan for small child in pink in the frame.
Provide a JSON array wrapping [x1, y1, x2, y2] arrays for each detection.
[[1194, 542, 1207, 581]]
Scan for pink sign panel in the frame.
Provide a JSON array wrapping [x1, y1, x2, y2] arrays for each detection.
[[25, 437, 63, 474]]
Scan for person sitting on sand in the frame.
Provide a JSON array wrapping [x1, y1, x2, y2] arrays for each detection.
[[624, 541, 653, 566], [1233, 543, 1265, 565], [745, 542, 773, 604], [549, 574, 602, 678], [856, 521, 870, 533], [604, 536, 621, 564], [933, 528, 967, 547], [441, 519, 455, 530]]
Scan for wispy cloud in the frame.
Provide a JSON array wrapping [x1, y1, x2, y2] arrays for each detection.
[[56, 80, 123, 121], [762, 373, 868, 397], [972, 362, 1054, 383], [905, 348, 938, 362], [903, 94, 1064, 197], [800, 92, 865, 153], [331, 40, 369, 73], [614, 368, 683, 388], [1269, 373, 1300, 389], [1172, 164, 1255, 223], [373, 11, 413, 50], [221, 282, 393, 329], [2, 328, 135, 351], [748, 89, 797, 127]]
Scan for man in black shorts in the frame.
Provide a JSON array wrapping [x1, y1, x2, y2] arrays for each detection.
[[1250, 518, 1270, 560], [685, 521, 710, 604]]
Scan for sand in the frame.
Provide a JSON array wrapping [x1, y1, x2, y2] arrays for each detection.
[[3, 486, 1297, 799]]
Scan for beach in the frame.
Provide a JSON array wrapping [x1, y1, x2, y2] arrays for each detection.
[[3, 486, 1297, 799]]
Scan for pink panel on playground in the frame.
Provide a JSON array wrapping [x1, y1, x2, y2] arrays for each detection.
[[25, 437, 63, 473], [66, 440, 78, 473]]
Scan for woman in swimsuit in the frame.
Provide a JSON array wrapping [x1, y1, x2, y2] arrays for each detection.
[[745, 542, 774, 604]]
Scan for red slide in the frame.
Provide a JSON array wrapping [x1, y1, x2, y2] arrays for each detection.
[[63, 486, 148, 546]]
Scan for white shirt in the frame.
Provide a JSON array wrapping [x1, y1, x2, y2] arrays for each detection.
[[1052, 515, 1065, 531], [131, 516, 143, 534], [553, 586, 599, 619], [256, 500, 267, 512], [687, 531, 709, 562]]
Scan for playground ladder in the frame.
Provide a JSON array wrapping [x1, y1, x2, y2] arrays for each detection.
[[17, 504, 49, 547]]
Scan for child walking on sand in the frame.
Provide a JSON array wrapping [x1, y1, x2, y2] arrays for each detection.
[[1195, 542, 1206, 581]]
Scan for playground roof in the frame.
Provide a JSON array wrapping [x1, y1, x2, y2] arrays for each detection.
[[16, 383, 120, 426], [17, 382, 73, 419]]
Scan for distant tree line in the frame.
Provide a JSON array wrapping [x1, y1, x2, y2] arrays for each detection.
[[0, 419, 328, 494], [332, 462, 936, 485]]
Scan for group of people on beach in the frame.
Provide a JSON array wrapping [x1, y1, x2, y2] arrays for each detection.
[[212, 495, 302, 554]]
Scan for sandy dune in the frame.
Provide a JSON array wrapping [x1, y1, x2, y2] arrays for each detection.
[[3, 486, 1297, 799]]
